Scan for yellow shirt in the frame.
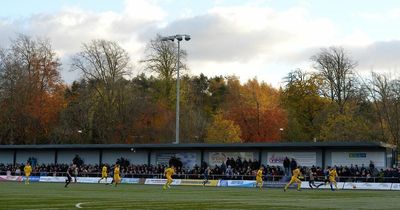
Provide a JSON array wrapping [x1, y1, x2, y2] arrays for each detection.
[[102, 166, 107, 174], [292, 168, 301, 178], [165, 168, 175, 177], [329, 169, 337, 178], [114, 166, 120, 176], [24, 165, 32, 174], [256, 169, 263, 179]]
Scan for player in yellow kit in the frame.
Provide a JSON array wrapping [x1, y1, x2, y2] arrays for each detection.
[[113, 164, 121, 187], [284, 166, 302, 191], [98, 165, 108, 184], [163, 166, 175, 190], [329, 167, 338, 191], [24, 162, 32, 185], [255, 166, 264, 190]]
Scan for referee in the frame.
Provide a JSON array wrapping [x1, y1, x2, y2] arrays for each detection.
[[203, 166, 211, 186], [65, 164, 75, 188]]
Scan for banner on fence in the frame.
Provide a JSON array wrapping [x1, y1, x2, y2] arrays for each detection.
[[267, 152, 316, 166], [144, 179, 181, 185], [39, 176, 138, 184], [219, 180, 256, 187], [180, 179, 219, 186], [264, 181, 286, 188], [39, 176, 67, 183], [76, 177, 98, 183], [0, 175, 23, 182], [342, 182, 392, 190], [121, 178, 140, 184], [300, 181, 345, 189], [98, 179, 113, 184], [391, 183, 400, 190], [22, 176, 40, 182]]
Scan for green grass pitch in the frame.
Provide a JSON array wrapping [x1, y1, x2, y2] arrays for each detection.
[[0, 182, 399, 209]]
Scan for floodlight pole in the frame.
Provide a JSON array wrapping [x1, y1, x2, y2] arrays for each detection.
[[175, 40, 180, 144], [160, 34, 190, 144]]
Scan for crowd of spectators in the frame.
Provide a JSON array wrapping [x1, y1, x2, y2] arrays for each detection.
[[303, 163, 400, 183], [0, 156, 399, 183]]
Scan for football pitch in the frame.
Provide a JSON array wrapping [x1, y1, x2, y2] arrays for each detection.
[[0, 182, 399, 210]]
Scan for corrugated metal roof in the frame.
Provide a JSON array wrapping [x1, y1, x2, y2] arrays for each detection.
[[0, 141, 395, 150]]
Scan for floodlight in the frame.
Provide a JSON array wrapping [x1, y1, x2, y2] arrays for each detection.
[[184, 35, 191, 41]]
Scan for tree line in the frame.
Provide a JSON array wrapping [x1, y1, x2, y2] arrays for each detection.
[[0, 34, 399, 146]]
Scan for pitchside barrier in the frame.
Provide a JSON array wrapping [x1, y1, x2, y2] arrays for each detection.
[[1, 171, 398, 183], [1, 175, 400, 190]]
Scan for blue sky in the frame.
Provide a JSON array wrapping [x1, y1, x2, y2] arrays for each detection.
[[1, 0, 400, 85]]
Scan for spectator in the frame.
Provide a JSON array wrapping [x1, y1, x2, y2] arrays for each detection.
[[15, 168, 21, 176], [283, 157, 290, 176], [0, 159, 399, 183], [225, 165, 233, 179], [236, 157, 242, 169], [369, 161, 375, 170], [220, 162, 226, 174], [290, 158, 297, 174], [74, 166, 78, 182]]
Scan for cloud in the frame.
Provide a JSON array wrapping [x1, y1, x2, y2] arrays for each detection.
[[0, 0, 165, 82], [355, 8, 400, 21], [350, 40, 400, 72], [284, 39, 400, 76], [143, 5, 339, 85], [2, 2, 339, 85], [154, 6, 336, 63]]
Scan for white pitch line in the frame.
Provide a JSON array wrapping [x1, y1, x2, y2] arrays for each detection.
[[75, 202, 85, 208]]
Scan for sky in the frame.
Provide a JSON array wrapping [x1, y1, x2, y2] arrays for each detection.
[[1, 0, 400, 86]]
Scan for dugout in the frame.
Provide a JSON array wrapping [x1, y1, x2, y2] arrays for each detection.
[[0, 142, 396, 169]]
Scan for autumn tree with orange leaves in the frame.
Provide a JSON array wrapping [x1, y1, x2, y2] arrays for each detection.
[[223, 77, 287, 142], [0, 35, 65, 144]]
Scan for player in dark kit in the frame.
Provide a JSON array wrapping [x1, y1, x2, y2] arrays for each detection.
[[316, 167, 331, 188], [308, 169, 318, 189], [65, 164, 75, 188], [203, 166, 211, 186]]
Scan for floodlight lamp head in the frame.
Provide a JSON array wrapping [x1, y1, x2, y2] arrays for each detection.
[[160, 37, 169, 41], [168, 36, 175, 41], [184, 35, 191, 41], [176, 35, 183, 41]]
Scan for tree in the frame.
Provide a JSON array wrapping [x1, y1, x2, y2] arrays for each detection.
[[205, 112, 241, 143], [0, 34, 65, 144], [319, 113, 371, 141], [364, 72, 400, 146], [141, 35, 187, 105], [224, 77, 287, 142], [179, 74, 211, 142], [282, 69, 328, 141], [71, 39, 131, 143], [311, 47, 358, 114], [56, 80, 98, 143], [72, 40, 130, 82], [129, 74, 175, 143], [141, 35, 187, 80]]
